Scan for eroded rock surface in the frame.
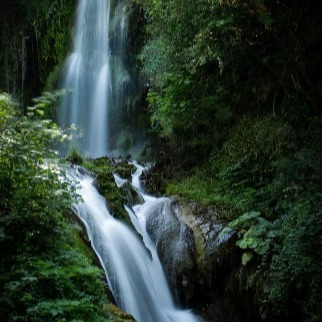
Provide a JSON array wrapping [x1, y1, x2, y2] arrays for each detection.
[[145, 199, 196, 303], [144, 197, 238, 321]]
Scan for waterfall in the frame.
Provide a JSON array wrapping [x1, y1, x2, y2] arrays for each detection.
[[60, 0, 132, 158], [68, 165, 202, 322], [59, 0, 111, 157]]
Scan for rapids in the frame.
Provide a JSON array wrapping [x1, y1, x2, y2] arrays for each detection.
[[68, 164, 202, 322]]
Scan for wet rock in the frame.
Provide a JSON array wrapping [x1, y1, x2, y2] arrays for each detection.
[[151, 199, 269, 322], [144, 198, 238, 310], [140, 164, 166, 196], [120, 181, 145, 207], [175, 201, 237, 269], [145, 199, 196, 303]]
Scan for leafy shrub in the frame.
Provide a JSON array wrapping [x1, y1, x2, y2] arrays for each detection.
[[66, 146, 84, 165], [223, 211, 277, 265], [269, 204, 322, 321], [0, 95, 113, 321], [165, 111, 322, 320]]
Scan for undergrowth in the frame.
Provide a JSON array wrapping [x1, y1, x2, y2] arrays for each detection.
[[165, 112, 322, 321], [0, 94, 131, 321]]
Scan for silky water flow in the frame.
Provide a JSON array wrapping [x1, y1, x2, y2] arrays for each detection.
[[68, 163, 202, 322], [61, 0, 203, 319], [59, 0, 133, 157]]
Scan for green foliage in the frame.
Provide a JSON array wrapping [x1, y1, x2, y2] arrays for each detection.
[[167, 114, 308, 215], [0, 4, 28, 100], [2, 235, 110, 321], [137, 0, 247, 149], [165, 111, 322, 320], [135, 0, 322, 319], [0, 0, 76, 102], [268, 206, 322, 321], [22, 0, 76, 87], [135, 0, 322, 163], [167, 114, 294, 212], [0, 95, 114, 321], [217, 211, 277, 265], [28, 89, 70, 120], [66, 146, 84, 165], [82, 158, 135, 224], [117, 131, 134, 155], [229, 211, 277, 264]]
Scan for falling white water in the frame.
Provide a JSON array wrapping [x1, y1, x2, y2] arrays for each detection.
[[89, 64, 110, 157], [60, 0, 111, 157], [68, 165, 202, 322], [59, 0, 136, 158]]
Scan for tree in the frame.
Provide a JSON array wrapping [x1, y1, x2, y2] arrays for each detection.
[[135, 0, 322, 158]]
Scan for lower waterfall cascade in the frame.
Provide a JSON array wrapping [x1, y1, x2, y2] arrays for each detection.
[[67, 162, 203, 322]]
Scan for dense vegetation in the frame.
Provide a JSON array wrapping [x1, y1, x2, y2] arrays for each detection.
[[134, 0, 322, 321], [67, 150, 138, 225], [0, 94, 120, 321], [0, 0, 76, 106], [136, 0, 322, 153], [1, 0, 322, 321], [0, 1, 135, 320]]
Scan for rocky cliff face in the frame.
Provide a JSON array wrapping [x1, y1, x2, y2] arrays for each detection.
[[143, 197, 255, 321], [145, 199, 197, 303]]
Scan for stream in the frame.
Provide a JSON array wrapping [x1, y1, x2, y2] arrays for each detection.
[[68, 163, 202, 322]]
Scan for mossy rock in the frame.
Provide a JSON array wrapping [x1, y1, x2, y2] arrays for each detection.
[[106, 303, 135, 321], [108, 158, 136, 180], [119, 182, 145, 207], [79, 157, 140, 226], [144, 198, 197, 303]]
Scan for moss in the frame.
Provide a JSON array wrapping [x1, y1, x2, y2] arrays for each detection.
[[174, 202, 207, 271], [106, 303, 135, 322], [164, 114, 302, 220], [81, 157, 136, 225], [66, 147, 85, 165]]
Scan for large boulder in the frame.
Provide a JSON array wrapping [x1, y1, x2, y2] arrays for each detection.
[[145, 197, 238, 319], [145, 198, 196, 303]]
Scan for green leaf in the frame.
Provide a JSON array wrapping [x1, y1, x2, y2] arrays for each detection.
[[36, 109, 45, 116], [255, 244, 269, 256], [217, 226, 234, 241], [236, 238, 249, 249], [242, 252, 253, 265]]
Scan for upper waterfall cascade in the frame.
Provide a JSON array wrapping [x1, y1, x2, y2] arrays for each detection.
[[68, 163, 202, 322], [59, 0, 132, 158]]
